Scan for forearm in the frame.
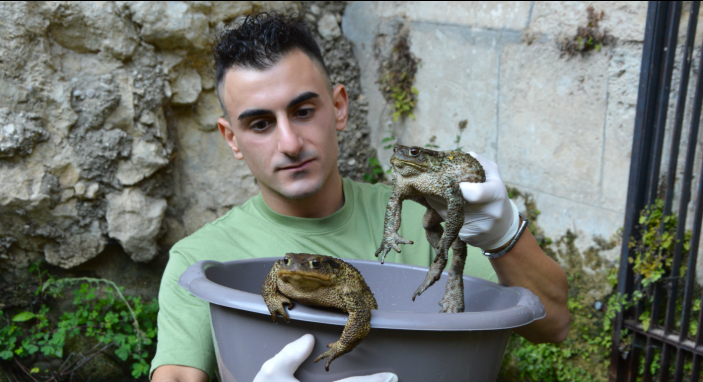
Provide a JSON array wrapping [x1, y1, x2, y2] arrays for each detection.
[[489, 225, 570, 343], [152, 365, 208, 382]]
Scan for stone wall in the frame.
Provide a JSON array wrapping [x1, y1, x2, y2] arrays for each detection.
[[342, 2, 703, 278], [0, 1, 376, 310]]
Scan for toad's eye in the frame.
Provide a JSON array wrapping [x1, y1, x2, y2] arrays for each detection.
[[409, 147, 421, 156], [393, 146, 399, 153], [283, 258, 290, 265], [310, 259, 321, 268]]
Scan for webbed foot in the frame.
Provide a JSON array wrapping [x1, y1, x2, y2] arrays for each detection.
[[314, 341, 351, 371], [374, 233, 413, 264], [263, 294, 293, 323]]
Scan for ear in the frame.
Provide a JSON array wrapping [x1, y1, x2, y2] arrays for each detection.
[[332, 84, 349, 132], [218, 117, 244, 160]]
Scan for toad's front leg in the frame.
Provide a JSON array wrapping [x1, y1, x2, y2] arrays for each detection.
[[261, 262, 294, 323], [375, 193, 412, 264], [314, 309, 372, 371]]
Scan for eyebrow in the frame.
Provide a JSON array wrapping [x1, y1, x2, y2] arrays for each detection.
[[237, 91, 320, 120]]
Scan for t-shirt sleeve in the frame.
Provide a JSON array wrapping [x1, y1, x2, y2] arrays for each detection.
[[150, 248, 217, 380]]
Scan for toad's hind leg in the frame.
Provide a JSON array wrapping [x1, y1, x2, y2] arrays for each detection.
[[412, 204, 447, 301], [314, 308, 372, 371], [439, 238, 466, 313]]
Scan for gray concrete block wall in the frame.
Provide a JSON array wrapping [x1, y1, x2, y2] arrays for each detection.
[[342, 1, 657, 262]]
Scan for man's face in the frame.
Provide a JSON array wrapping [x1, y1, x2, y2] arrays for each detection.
[[217, 50, 348, 201]]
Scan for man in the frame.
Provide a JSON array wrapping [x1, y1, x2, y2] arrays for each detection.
[[151, 13, 569, 382]]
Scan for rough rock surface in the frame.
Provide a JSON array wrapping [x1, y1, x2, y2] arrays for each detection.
[[0, 109, 48, 158], [106, 188, 167, 262], [0, 0, 377, 311]]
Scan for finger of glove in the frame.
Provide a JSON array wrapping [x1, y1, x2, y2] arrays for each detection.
[[255, 334, 314, 380], [459, 178, 506, 205], [335, 372, 399, 382]]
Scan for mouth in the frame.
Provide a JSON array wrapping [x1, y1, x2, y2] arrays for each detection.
[[278, 158, 315, 172], [391, 158, 428, 170]]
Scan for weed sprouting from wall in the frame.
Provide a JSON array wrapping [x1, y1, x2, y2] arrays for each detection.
[[560, 6, 614, 57], [377, 25, 420, 121]]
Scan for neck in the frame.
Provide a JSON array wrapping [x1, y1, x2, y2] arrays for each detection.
[[260, 171, 344, 218]]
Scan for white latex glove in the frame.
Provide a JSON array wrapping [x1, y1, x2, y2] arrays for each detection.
[[425, 152, 519, 251], [253, 334, 398, 382]]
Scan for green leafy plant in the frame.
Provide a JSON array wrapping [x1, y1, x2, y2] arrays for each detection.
[[629, 198, 691, 287], [363, 157, 385, 184], [0, 263, 158, 381], [381, 131, 397, 150]]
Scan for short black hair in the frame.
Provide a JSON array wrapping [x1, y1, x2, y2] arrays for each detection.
[[214, 12, 330, 116]]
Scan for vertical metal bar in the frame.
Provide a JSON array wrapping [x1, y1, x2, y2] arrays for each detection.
[[613, 3, 671, 379], [664, 14, 703, 336], [646, 1, 681, 205], [680, 117, 703, 341], [663, 1, 700, 215], [652, 2, 682, 339], [644, 337, 656, 382], [629, 332, 644, 382], [692, 354, 701, 382], [659, 344, 672, 382], [663, 1, 703, 341], [696, 294, 703, 346], [673, 347, 685, 382]]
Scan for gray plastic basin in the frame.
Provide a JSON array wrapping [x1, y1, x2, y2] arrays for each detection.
[[178, 257, 545, 382]]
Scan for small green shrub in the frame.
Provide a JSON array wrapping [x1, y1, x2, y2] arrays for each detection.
[[560, 5, 614, 56], [629, 198, 691, 288], [0, 263, 158, 381]]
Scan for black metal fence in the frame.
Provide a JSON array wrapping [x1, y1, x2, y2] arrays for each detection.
[[610, 1, 703, 381]]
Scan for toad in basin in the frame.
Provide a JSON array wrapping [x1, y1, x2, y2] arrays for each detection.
[[261, 253, 378, 371], [375, 145, 485, 313]]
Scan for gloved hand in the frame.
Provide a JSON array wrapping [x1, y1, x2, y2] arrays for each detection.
[[425, 152, 519, 251], [253, 334, 398, 382]]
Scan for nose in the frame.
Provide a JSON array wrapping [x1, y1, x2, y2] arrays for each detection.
[[276, 116, 304, 157]]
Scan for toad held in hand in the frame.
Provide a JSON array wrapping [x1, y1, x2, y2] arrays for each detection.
[[261, 253, 378, 371], [375, 145, 485, 313]]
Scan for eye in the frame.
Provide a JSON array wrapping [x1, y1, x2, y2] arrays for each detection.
[[409, 147, 421, 156], [393, 146, 398, 153], [309, 259, 321, 268], [294, 108, 314, 119], [250, 119, 272, 132], [283, 257, 290, 265]]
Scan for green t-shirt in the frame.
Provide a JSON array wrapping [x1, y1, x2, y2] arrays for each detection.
[[150, 178, 498, 379]]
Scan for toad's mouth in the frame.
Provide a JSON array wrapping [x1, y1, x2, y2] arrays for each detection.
[[278, 269, 332, 283], [391, 158, 429, 170]]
